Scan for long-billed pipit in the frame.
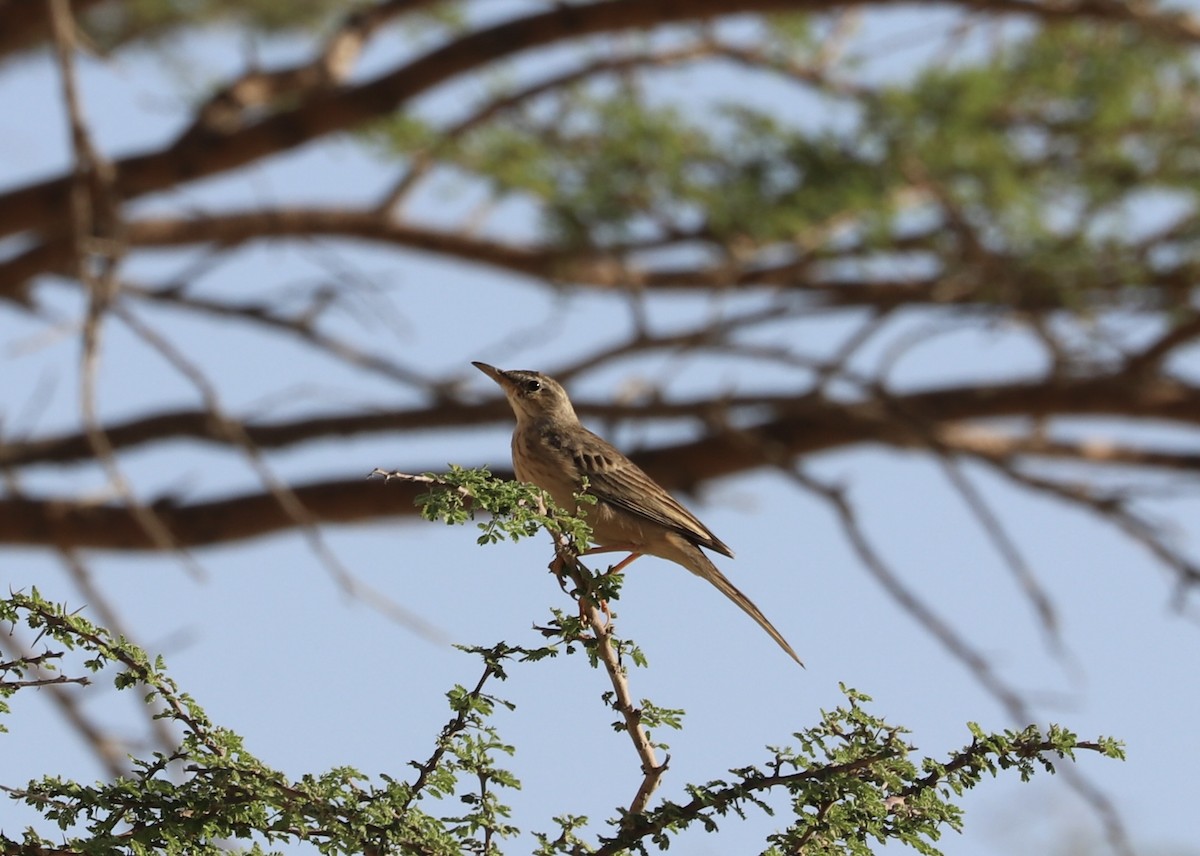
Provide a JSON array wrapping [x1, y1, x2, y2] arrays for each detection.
[[473, 361, 802, 666]]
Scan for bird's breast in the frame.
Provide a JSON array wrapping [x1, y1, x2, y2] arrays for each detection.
[[511, 425, 580, 511]]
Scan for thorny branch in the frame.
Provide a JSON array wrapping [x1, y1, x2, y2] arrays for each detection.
[[593, 734, 1117, 856], [0, 628, 129, 778], [370, 470, 668, 815], [555, 549, 668, 816], [59, 549, 182, 765], [783, 466, 1135, 856]]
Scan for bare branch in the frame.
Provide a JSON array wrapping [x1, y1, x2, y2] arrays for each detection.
[[0, 630, 127, 778], [8, 373, 1200, 470], [789, 466, 1035, 718], [0, 0, 108, 58], [49, 0, 195, 572], [113, 303, 447, 642], [181, 0, 440, 139], [124, 281, 442, 392], [60, 549, 180, 758], [935, 455, 1062, 651], [1124, 312, 1200, 374]]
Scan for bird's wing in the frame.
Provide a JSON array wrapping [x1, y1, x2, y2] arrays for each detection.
[[567, 427, 733, 557]]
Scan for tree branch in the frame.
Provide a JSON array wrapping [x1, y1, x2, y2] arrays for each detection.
[[0, 0, 108, 59], [2, 0, 1197, 243], [7, 374, 1200, 470]]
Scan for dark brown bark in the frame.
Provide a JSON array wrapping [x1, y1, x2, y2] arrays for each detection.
[[0, 0, 109, 59], [5, 373, 1196, 550], [1, 0, 1196, 243]]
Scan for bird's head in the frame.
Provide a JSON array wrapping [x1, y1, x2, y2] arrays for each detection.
[[473, 361, 577, 423]]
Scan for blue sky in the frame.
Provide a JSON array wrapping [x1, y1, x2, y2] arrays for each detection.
[[2, 5, 1199, 854]]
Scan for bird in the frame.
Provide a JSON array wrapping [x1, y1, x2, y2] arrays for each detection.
[[473, 361, 802, 666]]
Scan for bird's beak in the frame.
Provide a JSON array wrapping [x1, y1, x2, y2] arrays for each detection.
[[472, 361, 517, 394]]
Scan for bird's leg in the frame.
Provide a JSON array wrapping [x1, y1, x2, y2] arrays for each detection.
[[580, 544, 643, 575], [604, 552, 643, 576]]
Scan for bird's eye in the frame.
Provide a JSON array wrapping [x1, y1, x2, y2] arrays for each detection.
[[524, 379, 542, 393]]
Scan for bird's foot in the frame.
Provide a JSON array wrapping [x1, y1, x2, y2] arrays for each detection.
[[577, 594, 613, 626]]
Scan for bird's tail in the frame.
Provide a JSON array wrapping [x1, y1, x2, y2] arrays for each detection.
[[686, 547, 804, 667]]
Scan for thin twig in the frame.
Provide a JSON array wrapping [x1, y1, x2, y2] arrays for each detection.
[[60, 549, 182, 758], [47, 0, 198, 577], [126, 281, 439, 392], [788, 466, 1035, 719], [934, 454, 1063, 653], [377, 42, 719, 213], [0, 630, 127, 778], [114, 304, 448, 644]]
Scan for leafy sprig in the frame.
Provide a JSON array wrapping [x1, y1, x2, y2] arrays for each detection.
[[1, 484, 1123, 855]]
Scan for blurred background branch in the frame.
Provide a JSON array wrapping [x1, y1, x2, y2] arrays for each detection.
[[3, 1, 1200, 853]]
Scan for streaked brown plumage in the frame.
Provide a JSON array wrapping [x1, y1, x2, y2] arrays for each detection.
[[473, 361, 802, 666]]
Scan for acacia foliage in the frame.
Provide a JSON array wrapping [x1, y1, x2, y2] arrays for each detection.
[[0, 472, 1123, 855]]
